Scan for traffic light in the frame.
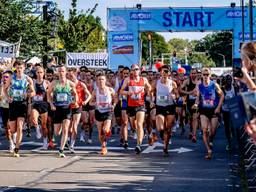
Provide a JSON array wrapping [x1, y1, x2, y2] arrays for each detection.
[[173, 51, 177, 57]]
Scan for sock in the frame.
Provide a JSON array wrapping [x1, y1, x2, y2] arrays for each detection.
[[70, 139, 75, 148]]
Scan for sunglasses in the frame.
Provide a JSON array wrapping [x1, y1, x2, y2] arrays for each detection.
[[132, 68, 139, 71], [163, 69, 169, 74], [3, 76, 9, 79], [123, 73, 129, 75], [203, 73, 210, 76]]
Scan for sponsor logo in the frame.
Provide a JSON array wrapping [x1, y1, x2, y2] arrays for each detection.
[[238, 32, 256, 40], [112, 45, 134, 54], [226, 10, 247, 18], [112, 34, 134, 42], [130, 12, 151, 20], [108, 16, 127, 32]]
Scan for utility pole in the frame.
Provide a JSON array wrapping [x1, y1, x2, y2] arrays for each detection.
[[241, 0, 245, 41], [42, 5, 49, 68], [249, 0, 253, 41]]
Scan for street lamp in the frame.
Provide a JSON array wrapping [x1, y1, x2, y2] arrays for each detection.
[[217, 53, 226, 67]]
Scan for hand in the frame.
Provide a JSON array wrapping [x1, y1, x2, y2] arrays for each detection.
[[50, 103, 56, 111], [214, 107, 220, 114], [245, 117, 256, 142], [82, 101, 88, 106], [8, 97, 13, 103], [192, 103, 198, 110], [235, 67, 251, 85], [150, 102, 155, 108]]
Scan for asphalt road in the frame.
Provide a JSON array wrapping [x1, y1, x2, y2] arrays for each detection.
[[0, 125, 238, 192]]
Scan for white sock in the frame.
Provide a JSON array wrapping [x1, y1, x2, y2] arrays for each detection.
[[43, 137, 48, 144], [70, 139, 75, 148]]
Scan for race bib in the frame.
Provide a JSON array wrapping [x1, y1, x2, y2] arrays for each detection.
[[203, 99, 214, 108], [157, 95, 168, 103], [56, 93, 68, 102], [34, 94, 43, 102], [131, 94, 141, 100], [13, 89, 23, 98]]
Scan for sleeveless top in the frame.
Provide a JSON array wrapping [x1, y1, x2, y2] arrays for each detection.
[[128, 77, 145, 107], [199, 81, 219, 109], [95, 87, 112, 113], [187, 77, 197, 100], [9, 74, 28, 102], [156, 79, 174, 106], [53, 80, 72, 107], [32, 80, 47, 103], [222, 86, 235, 111], [70, 81, 86, 108], [119, 79, 128, 108]]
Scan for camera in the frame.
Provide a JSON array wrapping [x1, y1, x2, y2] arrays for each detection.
[[227, 92, 256, 130]]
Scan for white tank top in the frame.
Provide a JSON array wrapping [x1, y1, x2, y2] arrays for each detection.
[[96, 87, 112, 113], [156, 79, 174, 106]]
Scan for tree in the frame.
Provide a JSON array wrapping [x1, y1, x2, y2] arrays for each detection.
[[194, 32, 232, 67], [0, 0, 45, 57], [57, 1, 106, 52], [141, 32, 169, 65]]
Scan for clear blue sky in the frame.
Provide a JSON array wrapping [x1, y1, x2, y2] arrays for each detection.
[[56, 0, 241, 41]]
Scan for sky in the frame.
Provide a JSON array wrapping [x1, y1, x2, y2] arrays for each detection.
[[56, 0, 241, 41]]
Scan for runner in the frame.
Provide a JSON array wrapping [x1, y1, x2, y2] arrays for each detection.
[[152, 65, 179, 156], [193, 68, 224, 159], [45, 67, 55, 148], [31, 66, 50, 149], [118, 67, 130, 148], [89, 72, 117, 156], [0, 70, 14, 152], [180, 68, 199, 142], [67, 67, 91, 153], [120, 64, 152, 154], [47, 65, 78, 158], [80, 68, 95, 143], [7, 60, 35, 157]]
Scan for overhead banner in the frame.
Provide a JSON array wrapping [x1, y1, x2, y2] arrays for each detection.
[[66, 53, 108, 68], [0, 39, 21, 58]]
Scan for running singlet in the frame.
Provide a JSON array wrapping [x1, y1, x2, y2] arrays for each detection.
[[119, 79, 128, 108], [32, 80, 47, 103], [156, 79, 174, 107], [128, 77, 145, 107], [96, 88, 112, 113], [187, 77, 197, 100], [70, 81, 85, 108], [199, 81, 219, 109], [9, 74, 28, 102], [53, 81, 72, 107]]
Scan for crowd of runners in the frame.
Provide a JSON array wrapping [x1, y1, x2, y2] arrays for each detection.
[[0, 42, 255, 159]]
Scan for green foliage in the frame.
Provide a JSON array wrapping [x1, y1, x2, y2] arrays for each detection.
[[194, 31, 232, 67], [58, 2, 105, 52], [141, 32, 169, 65]]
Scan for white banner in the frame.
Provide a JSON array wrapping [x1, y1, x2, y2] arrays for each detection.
[[66, 52, 108, 68], [0, 39, 21, 58]]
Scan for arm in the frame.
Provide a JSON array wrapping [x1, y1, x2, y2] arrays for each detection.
[[179, 79, 189, 95], [69, 81, 78, 104], [27, 77, 35, 98], [193, 85, 200, 109], [47, 81, 56, 110], [110, 87, 118, 108], [89, 91, 96, 106], [215, 83, 224, 112], [120, 78, 130, 96], [172, 81, 179, 100], [81, 82, 91, 106]]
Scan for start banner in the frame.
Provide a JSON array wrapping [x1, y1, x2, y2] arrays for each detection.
[[66, 52, 108, 69]]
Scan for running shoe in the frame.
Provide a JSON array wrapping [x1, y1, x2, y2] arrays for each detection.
[[101, 146, 107, 156], [123, 141, 129, 149], [9, 142, 15, 153], [58, 151, 66, 158], [152, 133, 158, 143], [135, 145, 142, 154], [87, 138, 92, 144], [13, 152, 20, 158], [163, 148, 169, 157], [80, 132, 85, 142], [191, 135, 197, 143], [48, 140, 55, 149], [69, 147, 75, 154], [36, 126, 42, 139]]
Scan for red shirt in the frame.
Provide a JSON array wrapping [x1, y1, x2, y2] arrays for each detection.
[[128, 77, 145, 107], [70, 81, 86, 108]]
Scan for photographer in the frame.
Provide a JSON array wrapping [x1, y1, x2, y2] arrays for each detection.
[[239, 42, 256, 142]]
